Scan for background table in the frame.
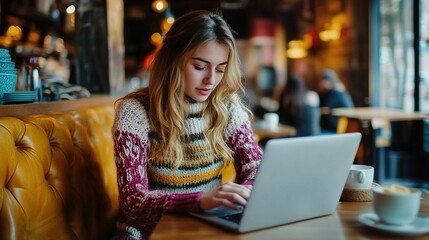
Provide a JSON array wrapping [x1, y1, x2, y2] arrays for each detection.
[[332, 107, 428, 184], [252, 121, 296, 141]]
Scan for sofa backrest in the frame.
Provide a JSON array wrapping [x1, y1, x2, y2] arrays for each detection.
[[70, 106, 119, 238], [0, 116, 77, 240], [0, 105, 118, 240]]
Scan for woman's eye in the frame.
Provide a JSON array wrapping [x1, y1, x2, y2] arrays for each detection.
[[216, 69, 225, 73], [194, 66, 205, 71]]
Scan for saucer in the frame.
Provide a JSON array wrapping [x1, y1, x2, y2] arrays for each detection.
[[357, 212, 429, 237], [3, 91, 37, 103]]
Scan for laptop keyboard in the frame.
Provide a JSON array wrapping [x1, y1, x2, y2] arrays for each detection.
[[219, 212, 243, 224]]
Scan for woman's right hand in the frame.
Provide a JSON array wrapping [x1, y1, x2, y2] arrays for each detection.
[[199, 182, 252, 210]]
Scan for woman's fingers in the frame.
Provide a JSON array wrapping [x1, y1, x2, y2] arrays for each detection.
[[200, 182, 254, 210], [216, 183, 252, 207], [220, 182, 252, 196], [215, 190, 247, 206]]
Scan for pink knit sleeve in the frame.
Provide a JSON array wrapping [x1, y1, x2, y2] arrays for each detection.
[[226, 104, 263, 185], [113, 99, 203, 234]]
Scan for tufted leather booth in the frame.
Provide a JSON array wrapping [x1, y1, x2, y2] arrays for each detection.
[[0, 105, 118, 240]]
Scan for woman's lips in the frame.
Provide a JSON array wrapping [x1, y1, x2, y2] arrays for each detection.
[[197, 88, 212, 96]]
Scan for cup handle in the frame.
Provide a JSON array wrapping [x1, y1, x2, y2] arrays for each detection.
[[358, 171, 366, 184]]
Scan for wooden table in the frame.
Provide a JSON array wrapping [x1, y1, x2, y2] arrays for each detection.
[[332, 107, 428, 183], [151, 190, 429, 239], [252, 122, 296, 141]]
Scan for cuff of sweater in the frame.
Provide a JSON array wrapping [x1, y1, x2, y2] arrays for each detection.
[[242, 180, 254, 185], [167, 191, 204, 213]]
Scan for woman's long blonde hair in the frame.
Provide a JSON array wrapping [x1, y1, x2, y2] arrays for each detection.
[[125, 10, 247, 167]]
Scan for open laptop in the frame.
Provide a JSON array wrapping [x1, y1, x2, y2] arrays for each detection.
[[189, 132, 362, 233]]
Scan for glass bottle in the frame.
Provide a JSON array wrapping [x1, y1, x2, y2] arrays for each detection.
[[25, 56, 43, 102]]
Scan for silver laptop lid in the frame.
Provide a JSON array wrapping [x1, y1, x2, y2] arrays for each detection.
[[239, 133, 361, 232]]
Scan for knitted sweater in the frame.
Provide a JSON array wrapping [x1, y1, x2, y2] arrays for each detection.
[[113, 97, 263, 239]]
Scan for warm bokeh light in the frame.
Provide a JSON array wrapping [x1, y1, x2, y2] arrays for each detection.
[[166, 17, 175, 24], [161, 17, 174, 33], [152, 0, 168, 13], [286, 40, 308, 59], [0, 36, 13, 47], [319, 28, 341, 42], [66, 5, 76, 14], [319, 14, 344, 42], [150, 32, 162, 46], [6, 25, 23, 41]]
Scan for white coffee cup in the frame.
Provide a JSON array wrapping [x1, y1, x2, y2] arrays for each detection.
[[263, 112, 279, 131], [344, 164, 374, 190], [373, 186, 421, 226]]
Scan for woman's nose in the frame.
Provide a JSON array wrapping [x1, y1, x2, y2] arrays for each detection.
[[203, 69, 215, 84]]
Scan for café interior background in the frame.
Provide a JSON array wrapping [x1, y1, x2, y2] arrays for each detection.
[[1, 0, 428, 111]]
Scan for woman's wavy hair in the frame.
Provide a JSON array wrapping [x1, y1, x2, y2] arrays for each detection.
[[124, 10, 247, 167]]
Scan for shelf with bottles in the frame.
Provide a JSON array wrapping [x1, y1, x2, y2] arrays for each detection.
[[0, 1, 75, 85]]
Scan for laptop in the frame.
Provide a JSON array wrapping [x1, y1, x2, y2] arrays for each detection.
[[189, 132, 362, 233]]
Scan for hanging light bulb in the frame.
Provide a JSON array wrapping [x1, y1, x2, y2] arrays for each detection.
[[152, 0, 168, 13]]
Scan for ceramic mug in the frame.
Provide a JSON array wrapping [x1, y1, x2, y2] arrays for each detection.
[[263, 112, 279, 131], [344, 164, 374, 190], [373, 186, 421, 225]]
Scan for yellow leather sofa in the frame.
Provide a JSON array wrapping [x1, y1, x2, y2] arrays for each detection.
[[0, 104, 119, 240]]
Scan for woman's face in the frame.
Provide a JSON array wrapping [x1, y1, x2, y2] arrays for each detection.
[[183, 41, 229, 102]]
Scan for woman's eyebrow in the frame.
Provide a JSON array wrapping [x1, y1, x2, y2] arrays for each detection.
[[192, 57, 228, 65]]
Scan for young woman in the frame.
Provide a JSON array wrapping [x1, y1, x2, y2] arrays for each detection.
[[113, 10, 263, 239]]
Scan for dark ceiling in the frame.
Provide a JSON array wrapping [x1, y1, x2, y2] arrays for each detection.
[[124, 0, 303, 18]]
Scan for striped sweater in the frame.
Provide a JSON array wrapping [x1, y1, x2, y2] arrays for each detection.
[[147, 101, 224, 193], [113, 97, 263, 239]]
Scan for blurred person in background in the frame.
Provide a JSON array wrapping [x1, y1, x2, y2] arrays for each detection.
[[316, 68, 354, 133], [277, 75, 320, 136]]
